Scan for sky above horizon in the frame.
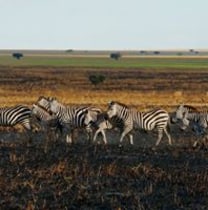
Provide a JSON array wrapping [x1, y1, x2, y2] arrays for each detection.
[[0, 0, 207, 50]]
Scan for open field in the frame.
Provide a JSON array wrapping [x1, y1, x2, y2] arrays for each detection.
[[0, 57, 208, 109], [1, 54, 208, 209], [1, 54, 208, 68]]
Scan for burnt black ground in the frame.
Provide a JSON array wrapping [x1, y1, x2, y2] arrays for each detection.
[[0, 124, 208, 210]]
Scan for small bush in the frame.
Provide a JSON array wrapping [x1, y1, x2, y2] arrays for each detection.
[[89, 74, 106, 86], [12, 53, 23, 60], [110, 52, 121, 60]]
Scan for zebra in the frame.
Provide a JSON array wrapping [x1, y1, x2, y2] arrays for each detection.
[[36, 96, 102, 143], [31, 104, 63, 135], [106, 101, 172, 146], [84, 111, 124, 144], [0, 105, 32, 130], [195, 114, 208, 134], [172, 104, 205, 134]]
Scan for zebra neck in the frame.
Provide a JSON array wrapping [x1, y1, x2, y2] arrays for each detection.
[[37, 104, 50, 113], [56, 106, 67, 120]]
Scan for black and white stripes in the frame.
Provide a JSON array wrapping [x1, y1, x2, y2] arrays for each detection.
[[31, 104, 63, 134], [0, 105, 32, 130], [3, 97, 202, 147], [172, 104, 208, 134], [106, 101, 172, 146], [36, 96, 102, 143]]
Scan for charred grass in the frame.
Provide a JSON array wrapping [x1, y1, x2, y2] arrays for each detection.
[[0, 133, 208, 210]]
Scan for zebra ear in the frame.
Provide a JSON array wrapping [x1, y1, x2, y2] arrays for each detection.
[[108, 101, 114, 106], [38, 96, 44, 100], [48, 96, 56, 101], [84, 109, 88, 114]]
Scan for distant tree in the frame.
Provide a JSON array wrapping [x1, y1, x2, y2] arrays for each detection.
[[140, 50, 146, 54], [66, 49, 73, 53], [88, 74, 106, 86], [12, 53, 23, 60], [154, 51, 160, 55], [177, 52, 183, 56], [110, 52, 121, 60], [189, 49, 194, 53]]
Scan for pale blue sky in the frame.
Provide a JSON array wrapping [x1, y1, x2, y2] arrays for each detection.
[[0, 0, 207, 50]]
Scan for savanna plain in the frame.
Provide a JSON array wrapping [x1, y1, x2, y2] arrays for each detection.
[[1, 53, 208, 209]]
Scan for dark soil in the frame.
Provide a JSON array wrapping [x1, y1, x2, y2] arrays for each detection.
[[0, 128, 208, 210]]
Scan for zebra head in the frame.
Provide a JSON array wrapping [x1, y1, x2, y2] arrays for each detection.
[[31, 103, 56, 121], [172, 104, 186, 123], [36, 96, 54, 112], [198, 115, 208, 129], [107, 101, 125, 119], [194, 114, 208, 135], [48, 98, 63, 115], [172, 104, 196, 123], [31, 104, 39, 115], [180, 114, 190, 130]]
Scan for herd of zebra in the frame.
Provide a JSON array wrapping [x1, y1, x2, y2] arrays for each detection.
[[0, 96, 208, 146]]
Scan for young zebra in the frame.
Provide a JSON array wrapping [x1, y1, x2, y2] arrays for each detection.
[[84, 111, 124, 144], [36, 96, 102, 143], [31, 104, 63, 135], [0, 105, 31, 130], [106, 101, 172, 146]]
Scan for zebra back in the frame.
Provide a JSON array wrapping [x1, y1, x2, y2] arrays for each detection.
[[0, 105, 31, 129]]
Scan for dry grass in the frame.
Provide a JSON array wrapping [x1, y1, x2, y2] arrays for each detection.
[[0, 66, 208, 112]]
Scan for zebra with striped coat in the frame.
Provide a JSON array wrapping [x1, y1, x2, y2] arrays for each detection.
[[31, 104, 63, 134], [172, 104, 207, 134], [36, 96, 102, 143], [0, 105, 32, 130], [106, 101, 172, 146], [84, 111, 124, 144]]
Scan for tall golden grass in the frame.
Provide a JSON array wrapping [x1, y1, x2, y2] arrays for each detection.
[[0, 66, 208, 111]]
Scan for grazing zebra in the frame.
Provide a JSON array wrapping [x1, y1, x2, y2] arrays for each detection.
[[106, 101, 172, 146], [0, 105, 31, 130], [36, 96, 102, 143], [172, 104, 205, 134], [84, 111, 124, 144], [31, 104, 63, 134]]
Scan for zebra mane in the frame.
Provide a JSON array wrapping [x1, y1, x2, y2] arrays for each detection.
[[183, 105, 198, 112], [38, 96, 56, 102], [108, 101, 129, 108]]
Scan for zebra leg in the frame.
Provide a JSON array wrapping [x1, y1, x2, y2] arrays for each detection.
[[155, 129, 163, 146], [119, 127, 132, 146], [66, 133, 73, 144], [93, 129, 100, 143], [164, 127, 172, 145], [21, 120, 33, 144], [128, 133, 134, 145], [101, 129, 107, 144], [93, 128, 107, 144]]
